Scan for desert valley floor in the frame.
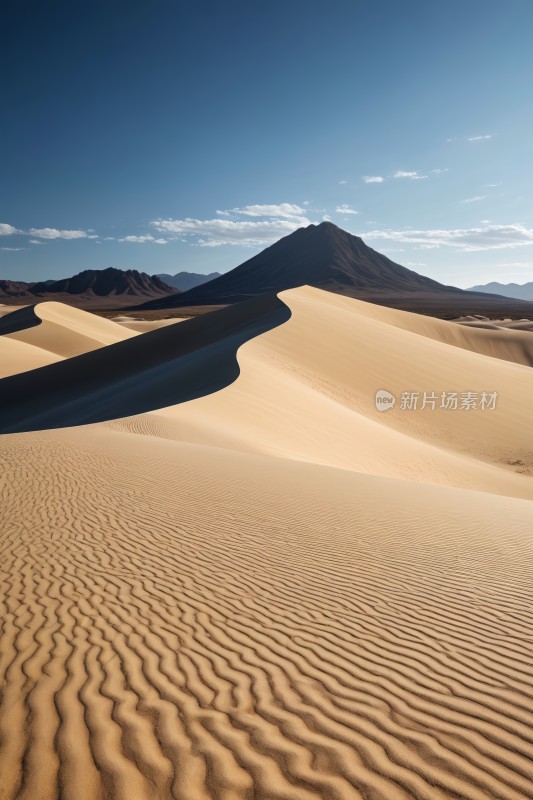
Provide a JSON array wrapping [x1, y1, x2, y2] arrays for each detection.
[[1, 286, 532, 800]]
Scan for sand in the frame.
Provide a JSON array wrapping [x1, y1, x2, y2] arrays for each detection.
[[1, 286, 532, 800], [111, 316, 187, 332]]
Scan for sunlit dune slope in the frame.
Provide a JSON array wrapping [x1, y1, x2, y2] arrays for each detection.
[[1, 287, 531, 497], [2, 301, 137, 357], [118, 287, 533, 497], [0, 335, 63, 378]]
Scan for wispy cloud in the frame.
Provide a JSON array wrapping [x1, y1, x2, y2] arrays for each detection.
[[29, 239, 45, 244], [494, 261, 533, 268], [393, 170, 428, 180], [338, 180, 348, 185], [119, 234, 167, 244], [335, 205, 359, 215], [28, 227, 96, 240], [461, 195, 486, 204], [432, 168, 449, 174], [362, 176, 384, 184], [152, 214, 312, 247], [1, 246, 24, 251], [221, 203, 308, 220], [152, 202, 315, 247], [361, 223, 533, 252], [447, 135, 493, 143]]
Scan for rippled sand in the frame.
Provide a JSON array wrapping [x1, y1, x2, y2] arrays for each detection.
[[1, 287, 532, 799]]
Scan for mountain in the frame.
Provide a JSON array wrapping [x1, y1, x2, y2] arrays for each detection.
[[0, 280, 34, 299], [138, 222, 533, 317], [0, 268, 177, 307], [30, 268, 175, 297], [148, 222, 457, 306], [156, 271, 222, 291], [467, 281, 533, 301]]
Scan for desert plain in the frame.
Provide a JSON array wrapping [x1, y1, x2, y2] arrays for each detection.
[[1, 286, 532, 800]]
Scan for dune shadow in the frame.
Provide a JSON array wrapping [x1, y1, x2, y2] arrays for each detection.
[[0, 305, 41, 336], [0, 292, 291, 434]]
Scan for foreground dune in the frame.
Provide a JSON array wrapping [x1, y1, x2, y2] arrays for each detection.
[[1, 287, 532, 799], [1, 428, 532, 800]]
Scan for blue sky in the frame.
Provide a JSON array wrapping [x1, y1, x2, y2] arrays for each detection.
[[1, 0, 532, 287]]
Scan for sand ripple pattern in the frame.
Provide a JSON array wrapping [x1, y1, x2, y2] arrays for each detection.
[[1, 429, 533, 800]]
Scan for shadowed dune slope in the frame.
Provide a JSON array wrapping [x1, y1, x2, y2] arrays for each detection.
[[1, 428, 533, 800], [0, 293, 291, 432]]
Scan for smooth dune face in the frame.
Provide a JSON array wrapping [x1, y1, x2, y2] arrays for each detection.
[[0, 334, 63, 377], [111, 287, 533, 498], [112, 317, 186, 332], [5, 301, 138, 357], [1, 287, 532, 800]]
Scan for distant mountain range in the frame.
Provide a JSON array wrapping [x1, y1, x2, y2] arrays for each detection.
[[2, 226, 532, 317], [140, 222, 533, 317], [467, 281, 533, 301], [0, 268, 176, 307], [156, 271, 221, 291]]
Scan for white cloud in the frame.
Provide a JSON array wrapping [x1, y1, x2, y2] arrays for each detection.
[[225, 203, 308, 220], [482, 183, 501, 188], [494, 262, 533, 268], [339, 180, 348, 184], [467, 134, 492, 141], [393, 170, 428, 180], [362, 176, 384, 184], [28, 227, 92, 240], [152, 214, 312, 247], [406, 262, 426, 267], [335, 205, 359, 215], [432, 168, 449, 174], [361, 223, 533, 252], [119, 234, 167, 244], [29, 239, 45, 244], [1, 246, 24, 251], [461, 195, 486, 204], [0, 223, 18, 236]]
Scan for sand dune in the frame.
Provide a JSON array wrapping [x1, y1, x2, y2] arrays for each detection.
[[2, 301, 137, 357], [1, 287, 532, 800], [1, 428, 532, 800], [0, 335, 63, 378], [455, 316, 533, 333], [117, 287, 533, 497], [112, 316, 187, 332], [0, 293, 292, 432]]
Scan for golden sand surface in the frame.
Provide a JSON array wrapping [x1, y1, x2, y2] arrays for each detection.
[[1, 287, 532, 799]]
